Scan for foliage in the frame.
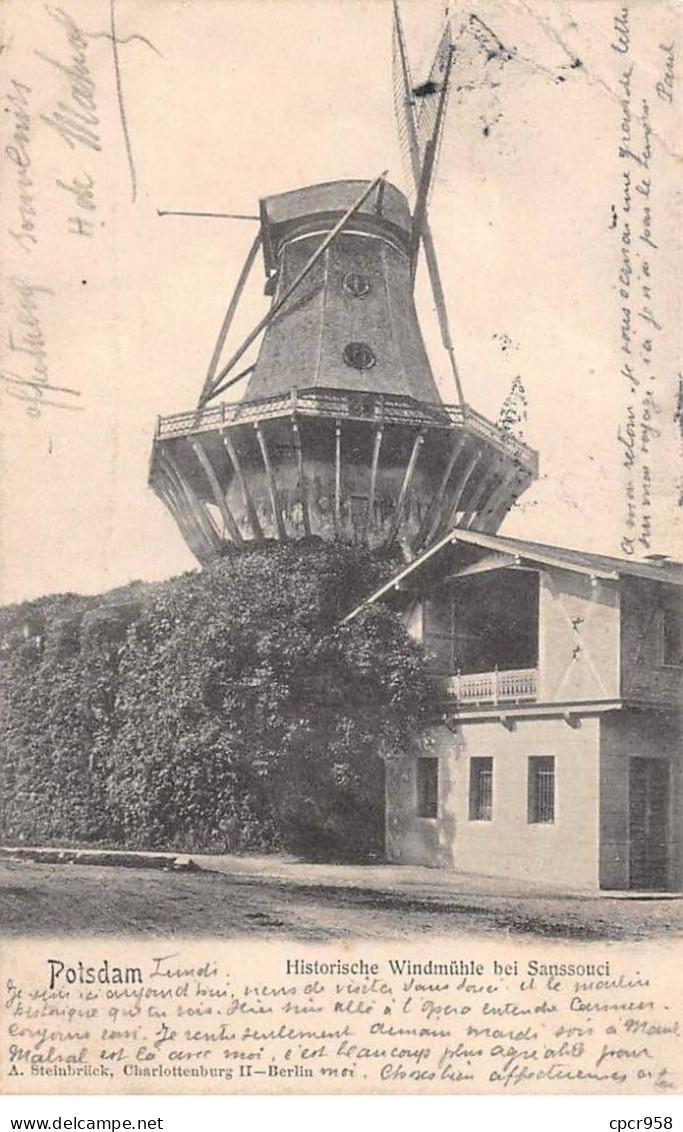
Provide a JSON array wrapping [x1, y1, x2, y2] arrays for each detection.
[[498, 374, 528, 440], [0, 542, 430, 860]]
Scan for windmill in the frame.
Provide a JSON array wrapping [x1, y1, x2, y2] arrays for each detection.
[[148, 3, 538, 566]]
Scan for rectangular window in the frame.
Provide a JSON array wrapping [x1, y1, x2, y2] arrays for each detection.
[[662, 607, 683, 666], [469, 757, 493, 821], [416, 757, 439, 819], [528, 756, 555, 824]]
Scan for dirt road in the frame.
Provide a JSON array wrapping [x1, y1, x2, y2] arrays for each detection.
[[1, 854, 680, 940]]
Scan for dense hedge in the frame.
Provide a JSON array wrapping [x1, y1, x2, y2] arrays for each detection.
[[0, 542, 430, 860]]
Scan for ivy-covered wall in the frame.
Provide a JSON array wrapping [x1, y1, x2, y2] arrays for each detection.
[[0, 542, 429, 860]]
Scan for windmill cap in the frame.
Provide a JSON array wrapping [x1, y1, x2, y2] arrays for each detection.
[[259, 179, 411, 274]]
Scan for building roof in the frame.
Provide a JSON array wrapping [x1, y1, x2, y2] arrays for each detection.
[[481, 531, 683, 584], [259, 180, 412, 273], [343, 527, 683, 622]]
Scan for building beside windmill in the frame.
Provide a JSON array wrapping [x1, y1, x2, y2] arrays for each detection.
[[345, 530, 683, 893], [149, 5, 682, 892]]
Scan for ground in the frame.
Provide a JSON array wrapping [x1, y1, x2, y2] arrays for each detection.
[[0, 853, 681, 939]]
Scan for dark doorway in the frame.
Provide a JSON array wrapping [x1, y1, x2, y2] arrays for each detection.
[[629, 758, 670, 890]]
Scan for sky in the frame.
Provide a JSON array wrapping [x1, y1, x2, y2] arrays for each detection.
[[1, 0, 681, 604]]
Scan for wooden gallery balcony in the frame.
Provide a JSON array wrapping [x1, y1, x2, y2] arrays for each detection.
[[432, 666, 539, 706], [423, 565, 540, 710]]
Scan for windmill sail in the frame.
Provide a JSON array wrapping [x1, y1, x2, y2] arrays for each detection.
[[410, 41, 454, 277], [391, 2, 464, 406], [414, 20, 452, 173], [392, 7, 453, 197], [391, 0, 421, 193]]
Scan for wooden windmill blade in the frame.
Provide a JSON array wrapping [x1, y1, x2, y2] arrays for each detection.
[[392, 2, 465, 407], [391, 0, 422, 189], [409, 41, 454, 277], [413, 19, 453, 170]]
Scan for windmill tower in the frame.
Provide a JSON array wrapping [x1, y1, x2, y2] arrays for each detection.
[[149, 5, 538, 565]]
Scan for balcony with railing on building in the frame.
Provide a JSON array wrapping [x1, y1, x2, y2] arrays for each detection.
[[423, 568, 539, 707]]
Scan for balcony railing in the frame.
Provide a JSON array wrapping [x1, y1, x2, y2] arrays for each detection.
[[433, 667, 538, 706], [153, 388, 538, 471]]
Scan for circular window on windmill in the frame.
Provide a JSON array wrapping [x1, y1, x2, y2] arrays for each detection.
[[343, 272, 371, 298], [343, 342, 376, 370]]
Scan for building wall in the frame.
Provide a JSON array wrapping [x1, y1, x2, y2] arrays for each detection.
[[385, 715, 602, 888], [538, 569, 620, 704], [620, 577, 683, 706], [245, 231, 441, 403], [599, 708, 682, 891]]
